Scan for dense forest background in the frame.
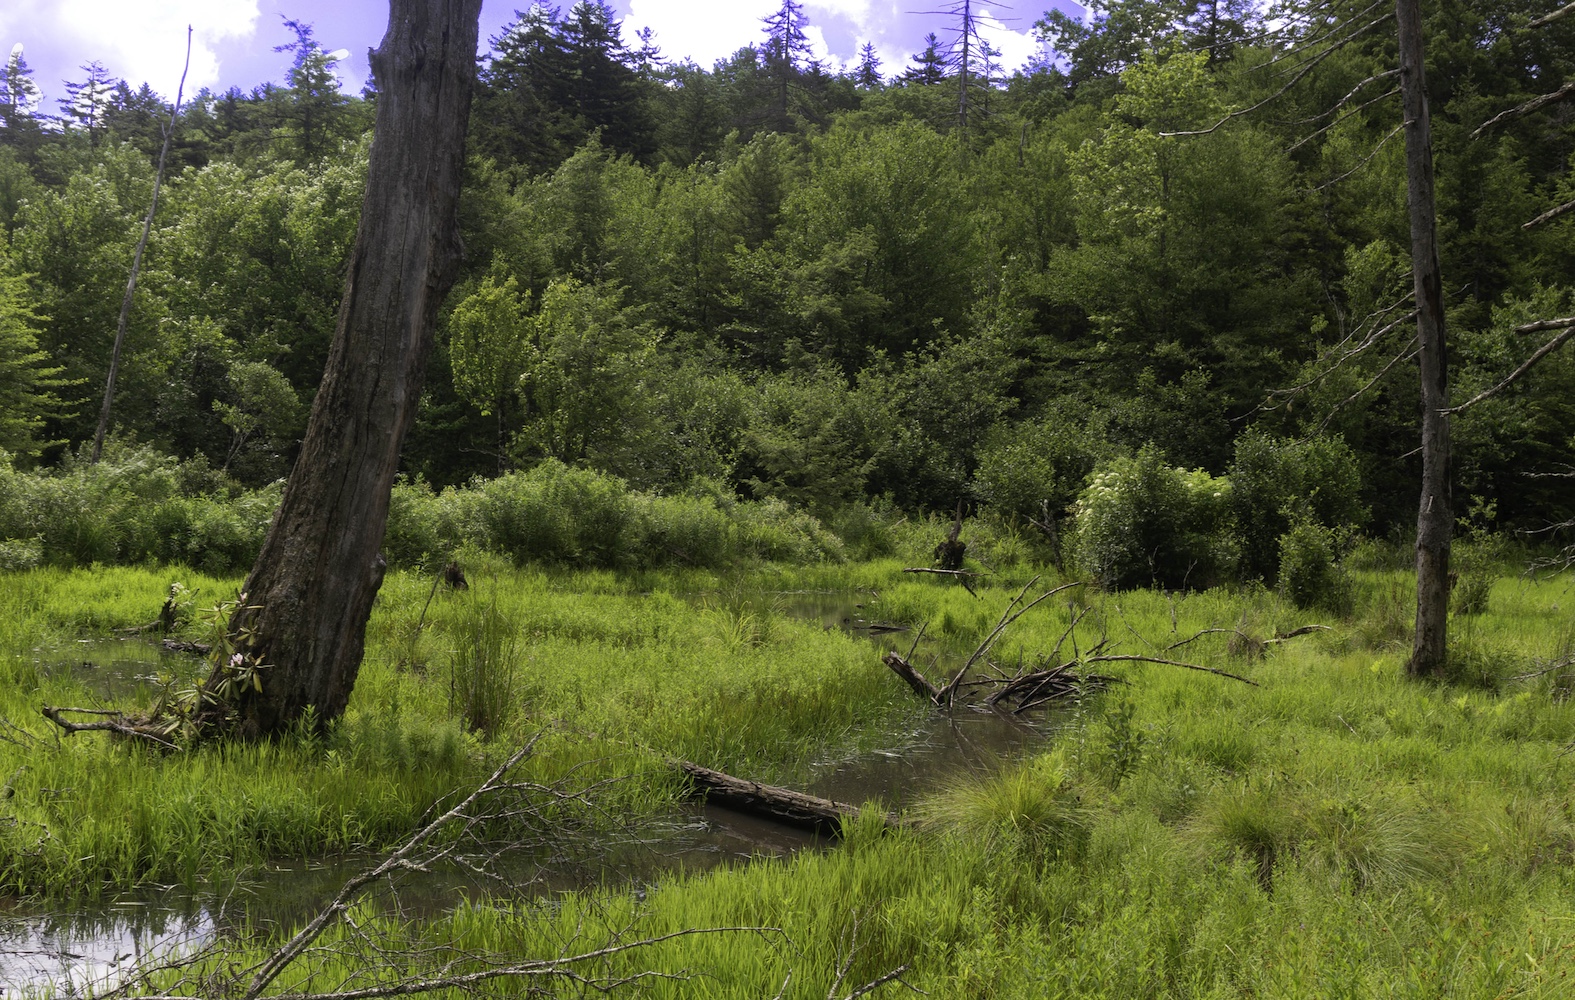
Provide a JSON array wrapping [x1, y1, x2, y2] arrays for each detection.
[[0, 0, 1572, 563]]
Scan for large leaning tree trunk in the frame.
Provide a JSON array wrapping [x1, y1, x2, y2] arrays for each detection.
[[1396, 0, 1451, 677], [199, 0, 483, 739]]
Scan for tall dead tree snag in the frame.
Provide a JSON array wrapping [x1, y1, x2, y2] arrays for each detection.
[[200, 0, 483, 738], [1395, 0, 1451, 678]]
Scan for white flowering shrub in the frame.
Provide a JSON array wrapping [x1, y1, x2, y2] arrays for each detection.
[[1072, 446, 1237, 590]]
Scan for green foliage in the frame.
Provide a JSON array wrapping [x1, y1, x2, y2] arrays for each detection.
[[477, 459, 635, 567], [518, 277, 660, 474], [1277, 517, 1353, 614], [447, 271, 532, 417], [1229, 430, 1366, 583], [0, 269, 72, 457], [1071, 445, 1235, 590], [0, 442, 272, 572], [382, 461, 849, 572], [972, 409, 1114, 523]]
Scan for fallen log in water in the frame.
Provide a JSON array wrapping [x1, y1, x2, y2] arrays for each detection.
[[882, 651, 942, 704], [677, 761, 893, 835]]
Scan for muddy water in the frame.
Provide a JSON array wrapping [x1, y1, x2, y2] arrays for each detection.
[[2, 592, 1062, 993]]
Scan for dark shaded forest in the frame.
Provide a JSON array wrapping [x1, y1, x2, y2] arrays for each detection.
[[0, 0, 1572, 578]]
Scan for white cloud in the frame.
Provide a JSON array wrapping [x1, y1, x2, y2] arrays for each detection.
[[975, 11, 1041, 76], [624, 0, 777, 68], [0, 0, 259, 100]]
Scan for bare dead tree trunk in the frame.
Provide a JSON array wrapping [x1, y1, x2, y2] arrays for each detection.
[[199, 0, 483, 738], [1396, 0, 1451, 678], [90, 28, 191, 465]]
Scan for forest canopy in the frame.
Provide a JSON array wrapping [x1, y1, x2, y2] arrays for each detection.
[[0, 0, 1571, 557]]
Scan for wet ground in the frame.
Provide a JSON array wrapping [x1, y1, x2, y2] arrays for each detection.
[[1, 590, 1062, 994]]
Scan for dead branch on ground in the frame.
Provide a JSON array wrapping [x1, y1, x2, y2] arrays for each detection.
[[1166, 623, 1332, 660], [38, 706, 179, 750]]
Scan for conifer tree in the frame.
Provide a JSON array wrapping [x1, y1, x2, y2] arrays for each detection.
[[561, 0, 653, 160], [475, 4, 576, 172], [853, 42, 883, 89], [0, 269, 70, 458], [59, 61, 118, 147], [102, 81, 173, 156], [1182, 0, 1258, 64], [761, 0, 814, 124], [0, 45, 43, 154], [900, 33, 950, 85], [272, 18, 352, 164]]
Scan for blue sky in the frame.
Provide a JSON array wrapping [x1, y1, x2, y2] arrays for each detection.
[[6, 0, 1081, 113]]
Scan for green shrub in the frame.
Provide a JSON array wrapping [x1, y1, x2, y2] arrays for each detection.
[[384, 478, 450, 568], [0, 536, 39, 571], [1277, 518, 1353, 614], [733, 497, 846, 563], [629, 491, 735, 567], [827, 501, 898, 560], [972, 409, 1113, 524], [478, 460, 634, 567], [1229, 431, 1365, 583], [1071, 446, 1235, 590], [1450, 534, 1504, 617], [0, 444, 277, 573]]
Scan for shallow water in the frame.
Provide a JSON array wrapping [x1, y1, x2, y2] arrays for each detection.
[[28, 636, 199, 702], [1, 591, 1061, 994]]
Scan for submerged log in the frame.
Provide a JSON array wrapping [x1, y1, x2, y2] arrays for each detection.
[[677, 761, 886, 835]]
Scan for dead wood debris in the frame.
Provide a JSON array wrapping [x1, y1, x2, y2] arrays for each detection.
[[1165, 623, 1330, 660], [677, 761, 899, 834], [880, 578, 1265, 716], [933, 501, 967, 571], [38, 706, 179, 750]]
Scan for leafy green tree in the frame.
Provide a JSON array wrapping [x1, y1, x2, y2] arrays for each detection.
[[150, 148, 368, 406], [0, 146, 40, 235], [448, 271, 533, 468], [1034, 1, 1187, 87], [518, 277, 659, 473], [781, 121, 978, 362], [10, 143, 157, 443], [1052, 50, 1311, 449], [213, 359, 305, 477]]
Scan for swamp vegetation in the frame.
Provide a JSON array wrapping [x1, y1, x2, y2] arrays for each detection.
[[2, 0, 1574, 994], [2, 527, 1575, 996]]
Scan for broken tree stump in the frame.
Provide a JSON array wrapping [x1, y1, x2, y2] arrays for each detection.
[[934, 501, 967, 571], [677, 761, 890, 835]]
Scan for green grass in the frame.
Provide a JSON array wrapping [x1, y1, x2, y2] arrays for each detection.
[[6, 553, 1575, 996], [0, 558, 918, 898]]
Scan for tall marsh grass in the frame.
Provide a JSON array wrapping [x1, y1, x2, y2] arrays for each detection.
[[6, 556, 1575, 997]]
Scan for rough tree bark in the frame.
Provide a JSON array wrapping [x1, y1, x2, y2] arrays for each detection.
[[199, 0, 483, 738], [1395, 0, 1451, 677]]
